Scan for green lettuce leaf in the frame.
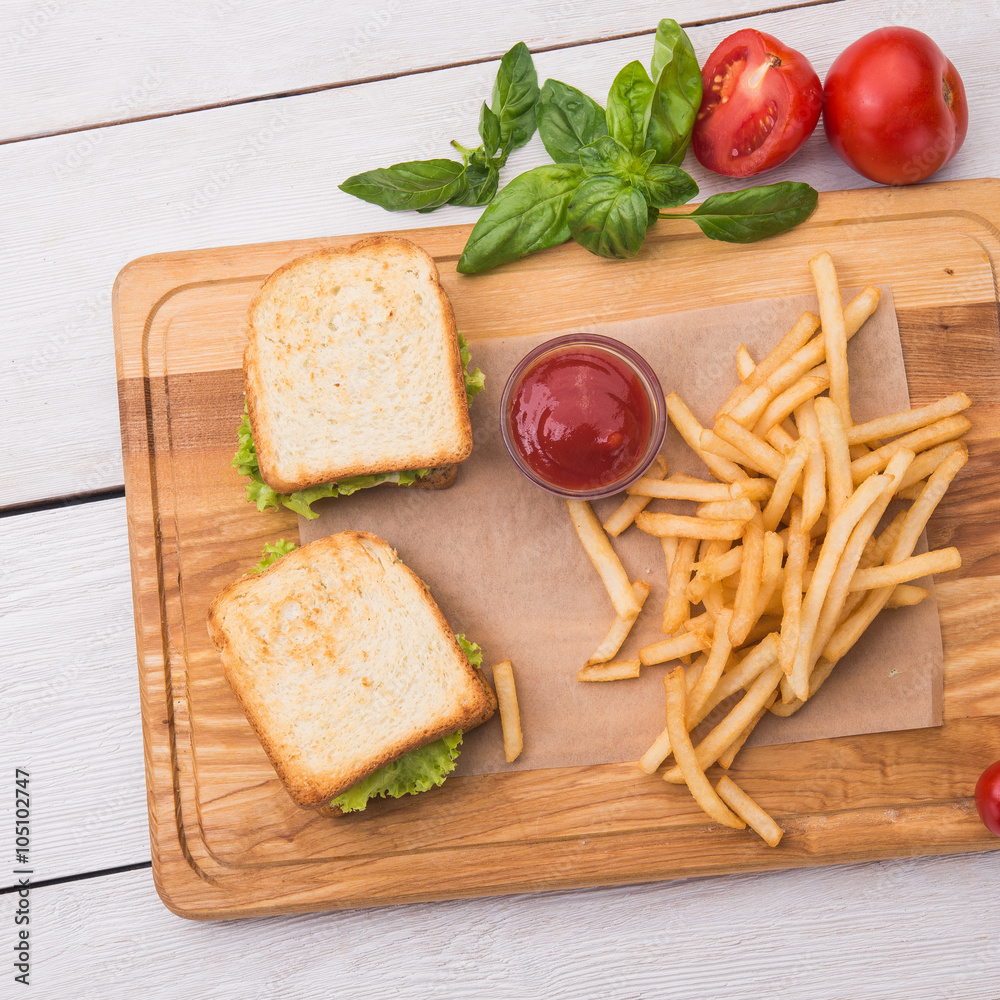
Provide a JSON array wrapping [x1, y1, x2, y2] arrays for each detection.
[[249, 538, 297, 574], [330, 634, 483, 814], [232, 337, 484, 518]]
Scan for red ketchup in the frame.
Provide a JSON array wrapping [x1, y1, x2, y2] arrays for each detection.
[[507, 346, 652, 492]]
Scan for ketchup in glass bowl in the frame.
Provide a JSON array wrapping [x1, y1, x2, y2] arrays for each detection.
[[500, 334, 666, 499]]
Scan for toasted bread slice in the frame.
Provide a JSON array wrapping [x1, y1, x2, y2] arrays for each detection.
[[244, 236, 473, 495], [207, 531, 495, 809]]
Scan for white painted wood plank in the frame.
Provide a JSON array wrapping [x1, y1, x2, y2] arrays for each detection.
[[0, 0, 818, 142], [0, 498, 149, 880], [10, 854, 1000, 998], [2, 0, 996, 507]]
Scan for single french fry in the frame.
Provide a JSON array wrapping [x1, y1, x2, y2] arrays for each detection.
[[809, 251, 851, 424], [661, 536, 698, 633], [663, 668, 745, 829], [577, 659, 642, 682], [895, 440, 967, 493], [849, 547, 961, 590], [789, 473, 894, 700], [762, 436, 809, 532], [765, 423, 798, 455], [637, 662, 706, 774], [696, 497, 757, 522], [627, 477, 736, 502], [687, 609, 734, 721], [850, 415, 971, 484], [810, 449, 914, 668], [716, 311, 820, 418], [815, 395, 854, 523], [715, 775, 784, 846], [492, 660, 523, 763], [666, 392, 749, 483], [603, 455, 668, 536], [639, 628, 709, 667], [663, 663, 785, 782], [730, 507, 764, 646], [585, 581, 651, 665], [752, 531, 784, 624], [566, 499, 642, 619], [886, 584, 930, 608], [718, 693, 777, 770], [714, 415, 786, 479], [753, 365, 830, 438], [699, 429, 773, 475], [846, 392, 971, 446], [823, 447, 967, 665], [636, 512, 748, 540], [736, 343, 756, 381], [732, 479, 775, 501], [795, 398, 826, 531]]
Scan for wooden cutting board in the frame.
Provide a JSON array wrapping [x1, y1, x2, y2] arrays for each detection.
[[114, 179, 1000, 920]]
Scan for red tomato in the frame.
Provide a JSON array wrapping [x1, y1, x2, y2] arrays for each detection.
[[692, 29, 822, 177], [822, 27, 968, 185], [975, 760, 1000, 837]]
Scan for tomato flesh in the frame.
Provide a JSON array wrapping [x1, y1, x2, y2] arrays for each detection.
[[975, 760, 1000, 837], [822, 27, 968, 185], [693, 29, 822, 177]]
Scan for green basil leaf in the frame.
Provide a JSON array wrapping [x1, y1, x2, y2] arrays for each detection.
[[676, 182, 819, 243], [340, 159, 465, 212], [646, 19, 702, 165], [448, 155, 500, 207], [579, 135, 654, 180], [536, 79, 608, 163], [457, 163, 586, 274], [479, 103, 502, 158], [491, 41, 539, 152], [568, 175, 649, 259], [643, 164, 698, 209], [605, 61, 654, 156]]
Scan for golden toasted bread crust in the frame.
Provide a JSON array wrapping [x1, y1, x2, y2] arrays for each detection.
[[207, 531, 495, 809], [243, 236, 473, 494]]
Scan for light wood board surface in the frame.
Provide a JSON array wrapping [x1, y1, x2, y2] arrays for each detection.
[[115, 180, 1000, 919]]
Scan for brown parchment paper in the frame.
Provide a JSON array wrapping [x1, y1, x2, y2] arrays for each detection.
[[300, 287, 944, 776]]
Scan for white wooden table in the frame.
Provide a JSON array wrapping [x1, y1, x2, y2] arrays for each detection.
[[2, 2, 999, 996]]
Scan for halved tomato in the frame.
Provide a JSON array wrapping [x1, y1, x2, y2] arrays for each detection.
[[693, 29, 822, 177]]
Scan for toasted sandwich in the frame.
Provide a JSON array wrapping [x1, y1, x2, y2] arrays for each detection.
[[233, 236, 484, 518], [207, 532, 496, 814]]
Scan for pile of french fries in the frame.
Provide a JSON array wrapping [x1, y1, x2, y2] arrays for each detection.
[[566, 251, 970, 847]]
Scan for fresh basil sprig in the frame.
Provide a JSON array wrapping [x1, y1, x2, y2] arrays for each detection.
[[340, 42, 538, 213], [457, 19, 818, 274]]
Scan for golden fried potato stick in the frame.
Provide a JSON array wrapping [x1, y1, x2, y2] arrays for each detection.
[[730, 506, 764, 646], [815, 396, 854, 523], [823, 447, 968, 665], [603, 455, 668, 537], [696, 497, 757, 522], [788, 473, 895, 701], [714, 415, 786, 480], [736, 343, 757, 381], [849, 415, 971, 484], [661, 536, 698, 633], [894, 440, 967, 494], [794, 398, 827, 531], [687, 608, 734, 722], [753, 365, 829, 438], [639, 628, 709, 667], [492, 660, 523, 763], [577, 659, 642, 682], [663, 667, 746, 829], [627, 477, 738, 501], [718, 693, 777, 770], [809, 251, 851, 424], [666, 392, 748, 483], [585, 581, 651, 665], [636, 512, 748, 540], [849, 547, 961, 591], [566, 498, 642, 619], [847, 392, 971, 446], [762, 436, 809, 532], [715, 775, 784, 846]]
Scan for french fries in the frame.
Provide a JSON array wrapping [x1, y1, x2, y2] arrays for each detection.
[[492, 660, 523, 763], [563, 252, 968, 848]]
